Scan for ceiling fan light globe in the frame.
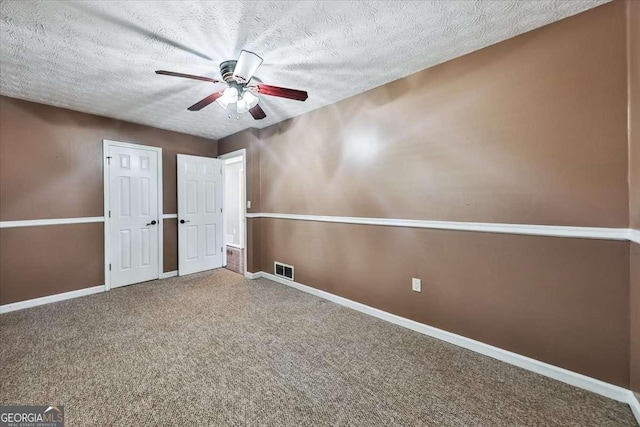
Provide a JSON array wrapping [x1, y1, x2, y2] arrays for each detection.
[[216, 98, 231, 110], [242, 91, 259, 109], [216, 87, 238, 109], [226, 87, 239, 99], [236, 98, 250, 114]]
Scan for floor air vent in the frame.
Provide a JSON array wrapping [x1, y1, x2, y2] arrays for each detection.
[[274, 261, 294, 280]]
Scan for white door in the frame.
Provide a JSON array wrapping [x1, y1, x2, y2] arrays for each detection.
[[107, 143, 161, 288], [177, 154, 224, 275]]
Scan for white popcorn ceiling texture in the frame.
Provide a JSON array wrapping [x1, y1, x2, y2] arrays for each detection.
[[0, 0, 609, 140]]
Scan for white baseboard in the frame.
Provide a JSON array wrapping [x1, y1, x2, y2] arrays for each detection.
[[256, 271, 632, 404], [244, 271, 262, 280], [0, 285, 105, 314], [160, 270, 178, 279], [628, 391, 640, 425], [1, 271, 179, 314]]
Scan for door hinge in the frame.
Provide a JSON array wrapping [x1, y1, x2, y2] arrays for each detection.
[[220, 168, 223, 175], [106, 156, 112, 165], [221, 247, 223, 252], [108, 210, 111, 218], [109, 263, 112, 271]]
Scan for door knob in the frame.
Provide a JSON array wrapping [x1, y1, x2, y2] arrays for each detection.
[[180, 219, 190, 224], [146, 220, 157, 226]]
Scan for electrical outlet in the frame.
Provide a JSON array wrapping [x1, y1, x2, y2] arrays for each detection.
[[412, 278, 421, 292]]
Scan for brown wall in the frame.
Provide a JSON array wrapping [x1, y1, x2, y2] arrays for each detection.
[[246, 218, 262, 274], [628, 0, 640, 393], [255, 1, 628, 227], [220, 1, 633, 387], [0, 224, 104, 304], [259, 219, 630, 387], [0, 96, 217, 220], [0, 96, 217, 303], [163, 219, 179, 273]]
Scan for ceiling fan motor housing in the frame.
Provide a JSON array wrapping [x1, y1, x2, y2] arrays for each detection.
[[220, 60, 237, 83]]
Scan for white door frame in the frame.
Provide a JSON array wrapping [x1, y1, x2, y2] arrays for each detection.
[[218, 149, 247, 276], [103, 139, 163, 290]]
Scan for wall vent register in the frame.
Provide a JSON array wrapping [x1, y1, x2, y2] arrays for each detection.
[[274, 262, 294, 281]]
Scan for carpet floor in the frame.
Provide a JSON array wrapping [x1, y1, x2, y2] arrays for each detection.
[[0, 269, 636, 426]]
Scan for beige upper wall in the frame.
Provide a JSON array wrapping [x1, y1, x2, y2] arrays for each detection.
[[233, 1, 628, 228], [0, 96, 217, 221]]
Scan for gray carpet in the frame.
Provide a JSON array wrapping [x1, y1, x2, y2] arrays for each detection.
[[0, 269, 636, 426]]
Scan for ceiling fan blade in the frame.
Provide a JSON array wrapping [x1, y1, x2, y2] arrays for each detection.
[[156, 70, 220, 83], [188, 91, 224, 111], [256, 84, 308, 101], [233, 50, 263, 82], [249, 104, 266, 120]]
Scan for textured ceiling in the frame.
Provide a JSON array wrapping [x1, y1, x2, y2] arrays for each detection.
[[0, 0, 609, 140]]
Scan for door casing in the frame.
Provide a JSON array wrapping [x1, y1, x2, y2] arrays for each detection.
[[103, 139, 163, 290]]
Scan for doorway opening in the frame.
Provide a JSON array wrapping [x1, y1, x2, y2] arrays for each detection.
[[220, 150, 247, 275]]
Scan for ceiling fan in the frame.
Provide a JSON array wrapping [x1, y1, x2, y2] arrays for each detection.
[[155, 50, 308, 120]]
